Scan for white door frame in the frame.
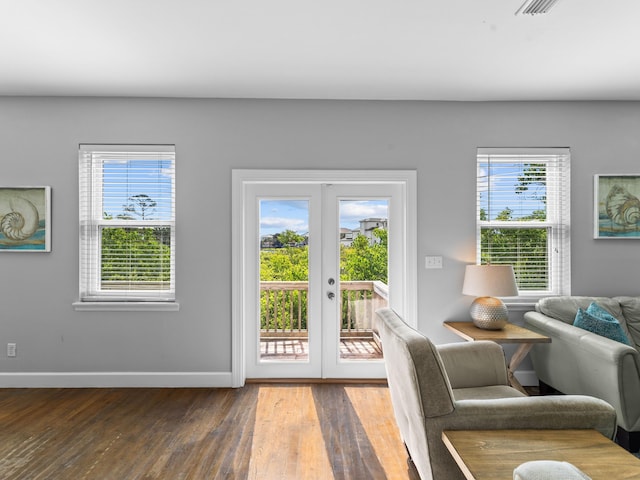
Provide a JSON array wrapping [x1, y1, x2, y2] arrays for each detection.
[[231, 169, 417, 387]]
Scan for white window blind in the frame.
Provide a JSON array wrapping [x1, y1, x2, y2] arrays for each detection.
[[476, 148, 570, 297], [79, 144, 176, 302]]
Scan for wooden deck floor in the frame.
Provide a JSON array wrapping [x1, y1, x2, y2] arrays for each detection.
[[260, 338, 383, 361], [0, 384, 419, 479]]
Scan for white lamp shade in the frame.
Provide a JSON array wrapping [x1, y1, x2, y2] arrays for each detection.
[[462, 265, 518, 298]]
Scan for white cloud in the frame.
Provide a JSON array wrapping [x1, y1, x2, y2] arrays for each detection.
[[261, 216, 308, 234], [340, 201, 388, 225]]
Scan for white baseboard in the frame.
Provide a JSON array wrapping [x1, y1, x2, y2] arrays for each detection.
[[0, 370, 539, 389], [0, 372, 234, 388], [513, 369, 539, 387]]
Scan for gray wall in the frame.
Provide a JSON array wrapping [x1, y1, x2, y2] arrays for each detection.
[[1, 97, 639, 385]]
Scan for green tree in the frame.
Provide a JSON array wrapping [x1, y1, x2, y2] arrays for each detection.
[[260, 245, 309, 281], [101, 227, 171, 286], [341, 229, 388, 282], [259, 244, 309, 330], [123, 194, 157, 220], [258, 228, 389, 331], [100, 194, 171, 288], [481, 208, 548, 290], [275, 229, 305, 247], [479, 163, 550, 290], [516, 163, 547, 203], [339, 229, 388, 329]]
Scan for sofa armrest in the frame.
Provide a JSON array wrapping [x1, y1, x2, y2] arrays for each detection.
[[437, 341, 509, 389]]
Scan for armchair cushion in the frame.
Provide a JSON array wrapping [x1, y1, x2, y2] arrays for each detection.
[[437, 341, 509, 389], [452, 385, 525, 401]]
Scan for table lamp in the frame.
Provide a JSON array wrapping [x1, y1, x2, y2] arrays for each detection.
[[462, 264, 518, 330]]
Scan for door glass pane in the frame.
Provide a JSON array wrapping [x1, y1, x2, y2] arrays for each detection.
[[339, 200, 388, 361], [259, 199, 309, 362]]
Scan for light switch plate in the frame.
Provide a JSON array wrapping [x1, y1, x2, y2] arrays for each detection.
[[425, 255, 443, 269]]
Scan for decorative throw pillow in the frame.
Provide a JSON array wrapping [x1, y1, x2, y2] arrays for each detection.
[[587, 301, 621, 323], [574, 302, 632, 345]]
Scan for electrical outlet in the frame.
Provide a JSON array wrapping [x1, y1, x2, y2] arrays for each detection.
[[7, 343, 16, 358], [425, 255, 443, 269]]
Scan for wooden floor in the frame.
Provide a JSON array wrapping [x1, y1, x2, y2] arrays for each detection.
[[0, 384, 419, 479]]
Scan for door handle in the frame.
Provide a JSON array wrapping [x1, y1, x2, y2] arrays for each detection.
[[327, 292, 335, 300]]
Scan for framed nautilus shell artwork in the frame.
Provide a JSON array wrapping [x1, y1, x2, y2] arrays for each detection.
[[0, 187, 51, 251], [594, 175, 640, 239]]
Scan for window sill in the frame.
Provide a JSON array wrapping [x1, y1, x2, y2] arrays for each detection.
[[72, 301, 180, 312], [504, 301, 537, 312], [504, 295, 558, 311]]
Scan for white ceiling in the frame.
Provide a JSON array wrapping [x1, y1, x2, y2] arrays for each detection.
[[2, 0, 640, 101]]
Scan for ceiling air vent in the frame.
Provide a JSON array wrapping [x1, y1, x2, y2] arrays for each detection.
[[516, 0, 562, 15]]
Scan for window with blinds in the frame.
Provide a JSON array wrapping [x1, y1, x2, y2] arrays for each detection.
[[476, 148, 570, 297], [79, 145, 176, 302]]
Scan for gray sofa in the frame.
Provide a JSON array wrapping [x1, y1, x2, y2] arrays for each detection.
[[524, 296, 640, 452], [375, 307, 617, 480]]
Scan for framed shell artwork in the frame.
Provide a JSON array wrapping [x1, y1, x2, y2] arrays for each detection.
[[0, 187, 51, 252], [594, 175, 640, 239]]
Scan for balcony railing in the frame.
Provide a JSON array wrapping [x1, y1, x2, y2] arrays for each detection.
[[259, 280, 388, 338]]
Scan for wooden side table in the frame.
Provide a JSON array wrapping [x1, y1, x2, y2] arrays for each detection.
[[442, 429, 640, 480], [443, 321, 550, 394]]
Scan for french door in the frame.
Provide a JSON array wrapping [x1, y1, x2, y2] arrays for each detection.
[[233, 170, 416, 382]]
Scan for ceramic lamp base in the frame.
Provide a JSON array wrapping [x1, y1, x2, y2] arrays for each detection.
[[470, 296, 508, 330]]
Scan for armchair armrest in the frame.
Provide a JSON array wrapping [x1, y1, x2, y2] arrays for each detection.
[[448, 395, 617, 440], [426, 394, 617, 480], [437, 340, 509, 389]]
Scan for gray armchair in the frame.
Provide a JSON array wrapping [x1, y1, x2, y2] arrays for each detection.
[[375, 308, 617, 480]]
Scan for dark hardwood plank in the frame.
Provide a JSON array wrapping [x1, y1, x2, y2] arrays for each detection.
[[0, 384, 419, 479]]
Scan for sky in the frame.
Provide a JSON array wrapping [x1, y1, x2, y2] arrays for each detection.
[[260, 199, 388, 236], [102, 159, 174, 220], [478, 162, 546, 220], [98, 159, 545, 228]]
